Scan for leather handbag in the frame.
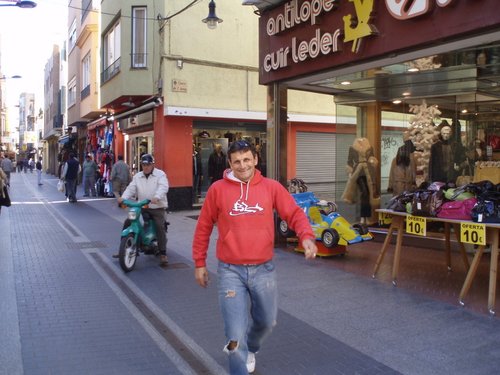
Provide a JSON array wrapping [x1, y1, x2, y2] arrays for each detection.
[[386, 191, 414, 212], [471, 191, 500, 223], [410, 189, 444, 217], [436, 198, 477, 220]]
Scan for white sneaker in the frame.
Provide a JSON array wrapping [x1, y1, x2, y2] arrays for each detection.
[[246, 352, 256, 373]]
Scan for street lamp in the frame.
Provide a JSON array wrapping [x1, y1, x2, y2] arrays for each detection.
[[202, 0, 222, 29], [0, 1, 37, 8]]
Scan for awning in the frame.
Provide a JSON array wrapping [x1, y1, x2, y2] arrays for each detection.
[[87, 117, 108, 130], [113, 98, 163, 121], [43, 128, 62, 141]]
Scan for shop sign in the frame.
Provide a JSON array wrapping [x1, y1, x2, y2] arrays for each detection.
[[263, 0, 377, 73], [385, 0, 455, 20], [259, 0, 494, 84], [172, 79, 187, 93]]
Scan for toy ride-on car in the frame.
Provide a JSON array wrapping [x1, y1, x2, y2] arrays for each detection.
[[278, 192, 373, 248]]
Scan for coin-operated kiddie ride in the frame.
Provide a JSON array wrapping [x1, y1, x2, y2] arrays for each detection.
[[277, 191, 373, 256]]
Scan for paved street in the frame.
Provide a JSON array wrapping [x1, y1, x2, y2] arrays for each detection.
[[1, 170, 500, 375]]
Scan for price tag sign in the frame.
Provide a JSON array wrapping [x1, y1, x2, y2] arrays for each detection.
[[406, 215, 426, 236], [460, 223, 486, 246], [378, 211, 393, 226]]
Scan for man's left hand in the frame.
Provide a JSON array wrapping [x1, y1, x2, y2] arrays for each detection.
[[151, 197, 159, 204], [302, 238, 318, 260]]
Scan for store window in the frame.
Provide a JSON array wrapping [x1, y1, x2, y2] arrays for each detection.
[[193, 121, 266, 201]]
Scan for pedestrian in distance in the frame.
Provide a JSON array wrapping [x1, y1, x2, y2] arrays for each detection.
[[192, 140, 318, 375], [115, 154, 169, 266], [61, 152, 81, 203], [35, 157, 43, 185], [110, 155, 131, 200], [0, 153, 13, 186], [82, 153, 98, 197], [16, 159, 23, 173], [28, 158, 34, 173]]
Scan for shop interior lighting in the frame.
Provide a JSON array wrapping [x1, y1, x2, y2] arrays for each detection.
[[203, 0, 223, 29], [461, 108, 468, 113], [402, 92, 411, 96], [340, 81, 351, 85], [392, 99, 402, 104], [407, 67, 419, 72]]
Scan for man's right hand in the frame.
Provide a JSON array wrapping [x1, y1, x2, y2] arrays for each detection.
[[195, 267, 209, 288], [117, 197, 124, 204]]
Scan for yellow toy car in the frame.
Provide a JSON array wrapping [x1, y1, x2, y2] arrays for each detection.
[[278, 192, 373, 248]]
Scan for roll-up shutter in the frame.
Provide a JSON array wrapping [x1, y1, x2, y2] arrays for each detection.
[[296, 131, 336, 201]]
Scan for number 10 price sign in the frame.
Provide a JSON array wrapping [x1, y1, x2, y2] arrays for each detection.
[[406, 215, 426, 236], [460, 223, 486, 246]]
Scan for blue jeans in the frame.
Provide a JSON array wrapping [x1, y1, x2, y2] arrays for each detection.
[[217, 261, 278, 375]]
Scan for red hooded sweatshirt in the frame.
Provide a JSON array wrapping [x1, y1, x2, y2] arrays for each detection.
[[192, 168, 315, 267]]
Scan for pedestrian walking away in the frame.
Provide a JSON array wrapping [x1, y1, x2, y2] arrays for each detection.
[[82, 153, 98, 197], [35, 157, 43, 185], [110, 155, 131, 200], [192, 140, 318, 375], [114, 153, 169, 266], [61, 152, 81, 203]]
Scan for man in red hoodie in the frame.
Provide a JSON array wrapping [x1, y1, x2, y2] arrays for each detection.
[[192, 140, 317, 374]]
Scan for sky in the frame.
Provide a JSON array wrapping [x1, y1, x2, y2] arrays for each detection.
[[0, 0, 67, 111]]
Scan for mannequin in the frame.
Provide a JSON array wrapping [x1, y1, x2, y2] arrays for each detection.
[[341, 138, 380, 223], [388, 140, 416, 195], [428, 124, 465, 183]]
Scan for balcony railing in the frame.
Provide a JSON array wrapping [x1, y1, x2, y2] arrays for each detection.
[[101, 58, 121, 84], [131, 53, 147, 68]]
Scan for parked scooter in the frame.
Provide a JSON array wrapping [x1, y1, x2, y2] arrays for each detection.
[[118, 199, 167, 272]]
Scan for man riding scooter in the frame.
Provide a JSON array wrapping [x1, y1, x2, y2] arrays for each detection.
[[112, 154, 170, 266]]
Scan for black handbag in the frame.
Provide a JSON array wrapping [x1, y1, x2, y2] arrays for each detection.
[[471, 191, 500, 223], [0, 186, 11, 207]]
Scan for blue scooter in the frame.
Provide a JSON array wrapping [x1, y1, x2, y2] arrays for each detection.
[[118, 199, 166, 272]]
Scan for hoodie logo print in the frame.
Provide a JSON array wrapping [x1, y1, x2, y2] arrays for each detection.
[[229, 200, 264, 216]]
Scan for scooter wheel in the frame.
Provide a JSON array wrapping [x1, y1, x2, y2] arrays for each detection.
[[119, 234, 138, 272]]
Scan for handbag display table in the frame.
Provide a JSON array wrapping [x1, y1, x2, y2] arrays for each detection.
[[374, 209, 500, 315]]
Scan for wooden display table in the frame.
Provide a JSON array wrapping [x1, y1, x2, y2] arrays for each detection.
[[374, 209, 500, 315]]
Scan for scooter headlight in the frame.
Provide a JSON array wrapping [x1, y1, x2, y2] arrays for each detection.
[[128, 211, 138, 220]]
